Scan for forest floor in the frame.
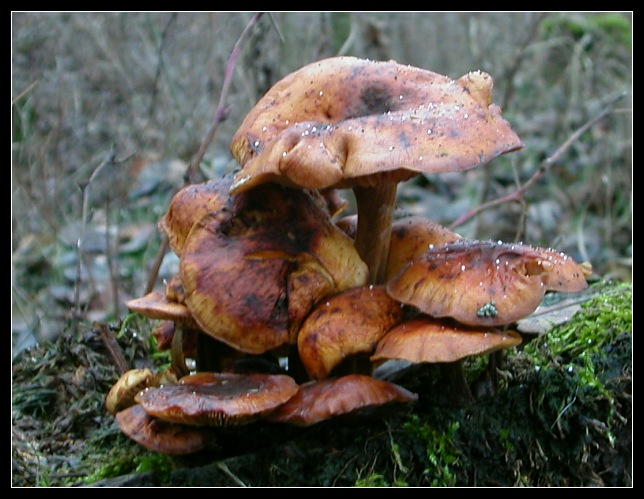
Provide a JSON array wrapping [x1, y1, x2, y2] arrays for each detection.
[[11, 279, 632, 487]]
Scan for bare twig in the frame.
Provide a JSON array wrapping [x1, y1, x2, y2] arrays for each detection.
[[185, 12, 265, 184], [450, 93, 627, 230], [94, 321, 130, 375], [145, 12, 265, 293], [74, 145, 134, 334]]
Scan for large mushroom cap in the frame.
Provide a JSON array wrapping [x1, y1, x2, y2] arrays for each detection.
[[386, 239, 589, 326], [371, 317, 522, 364], [297, 285, 405, 379], [135, 372, 299, 427], [115, 404, 214, 455], [179, 182, 367, 354], [267, 374, 417, 426], [229, 56, 524, 193]]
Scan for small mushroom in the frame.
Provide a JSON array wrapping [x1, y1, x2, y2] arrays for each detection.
[[105, 368, 178, 415], [267, 374, 418, 426], [229, 57, 523, 283], [387, 239, 589, 326], [370, 317, 522, 364], [135, 372, 299, 427], [297, 285, 405, 379], [115, 404, 215, 455], [126, 290, 199, 330]]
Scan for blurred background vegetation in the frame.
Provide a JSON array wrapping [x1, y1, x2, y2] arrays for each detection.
[[11, 12, 632, 356]]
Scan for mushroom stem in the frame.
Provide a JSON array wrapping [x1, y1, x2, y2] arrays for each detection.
[[171, 323, 190, 378], [353, 181, 398, 285], [440, 360, 475, 408]]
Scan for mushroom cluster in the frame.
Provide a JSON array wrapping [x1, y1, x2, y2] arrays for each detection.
[[107, 57, 591, 454]]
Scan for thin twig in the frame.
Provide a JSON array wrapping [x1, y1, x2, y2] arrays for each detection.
[[95, 321, 130, 375], [145, 13, 265, 293], [185, 12, 265, 184], [74, 146, 134, 334], [450, 92, 627, 230]]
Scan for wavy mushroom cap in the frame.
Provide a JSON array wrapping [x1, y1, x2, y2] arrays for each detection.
[[115, 404, 214, 455], [371, 317, 522, 364], [267, 374, 418, 426], [135, 372, 299, 427], [159, 175, 233, 256], [179, 183, 368, 354], [297, 285, 405, 380], [229, 56, 523, 194], [386, 239, 589, 327]]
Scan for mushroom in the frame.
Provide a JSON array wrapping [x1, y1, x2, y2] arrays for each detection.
[[115, 404, 215, 455], [105, 368, 178, 415], [370, 317, 522, 364], [229, 56, 523, 283], [135, 372, 299, 427], [267, 374, 418, 427], [386, 239, 590, 327], [179, 181, 368, 355], [297, 285, 405, 380]]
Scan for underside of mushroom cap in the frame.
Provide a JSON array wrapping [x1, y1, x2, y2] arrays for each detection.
[[266, 374, 417, 426], [115, 404, 215, 455], [135, 372, 299, 427], [370, 317, 522, 364], [229, 56, 523, 194]]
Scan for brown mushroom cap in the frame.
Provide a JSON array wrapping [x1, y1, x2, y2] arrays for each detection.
[[229, 56, 523, 193], [179, 183, 367, 354], [135, 372, 299, 427], [159, 175, 232, 257], [267, 374, 418, 426], [297, 285, 405, 379], [229, 57, 522, 284], [115, 404, 214, 455], [386, 239, 589, 326], [370, 317, 522, 364]]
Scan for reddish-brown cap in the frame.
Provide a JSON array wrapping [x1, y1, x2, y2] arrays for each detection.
[[135, 372, 299, 427], [179, 183, 367, 354], [229, 56, 523, 194], [267, 374, 417, 426], [386, 239, 589, 326], [297, 285, 405, 379], [115, 404, 214, 455], [371, 317, 522, 364]]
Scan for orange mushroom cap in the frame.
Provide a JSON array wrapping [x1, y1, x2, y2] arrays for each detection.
[[370, 317, 522, 364], [229, 56, 523, 193], [135, 372, 299, 427], [115, 404, 215, 455], [267, 374, 418, 427], [386, 239, 589, 326], [297, 285, 405, 380], [179, 182, 367, 354], [106, 368, 178, 415]]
